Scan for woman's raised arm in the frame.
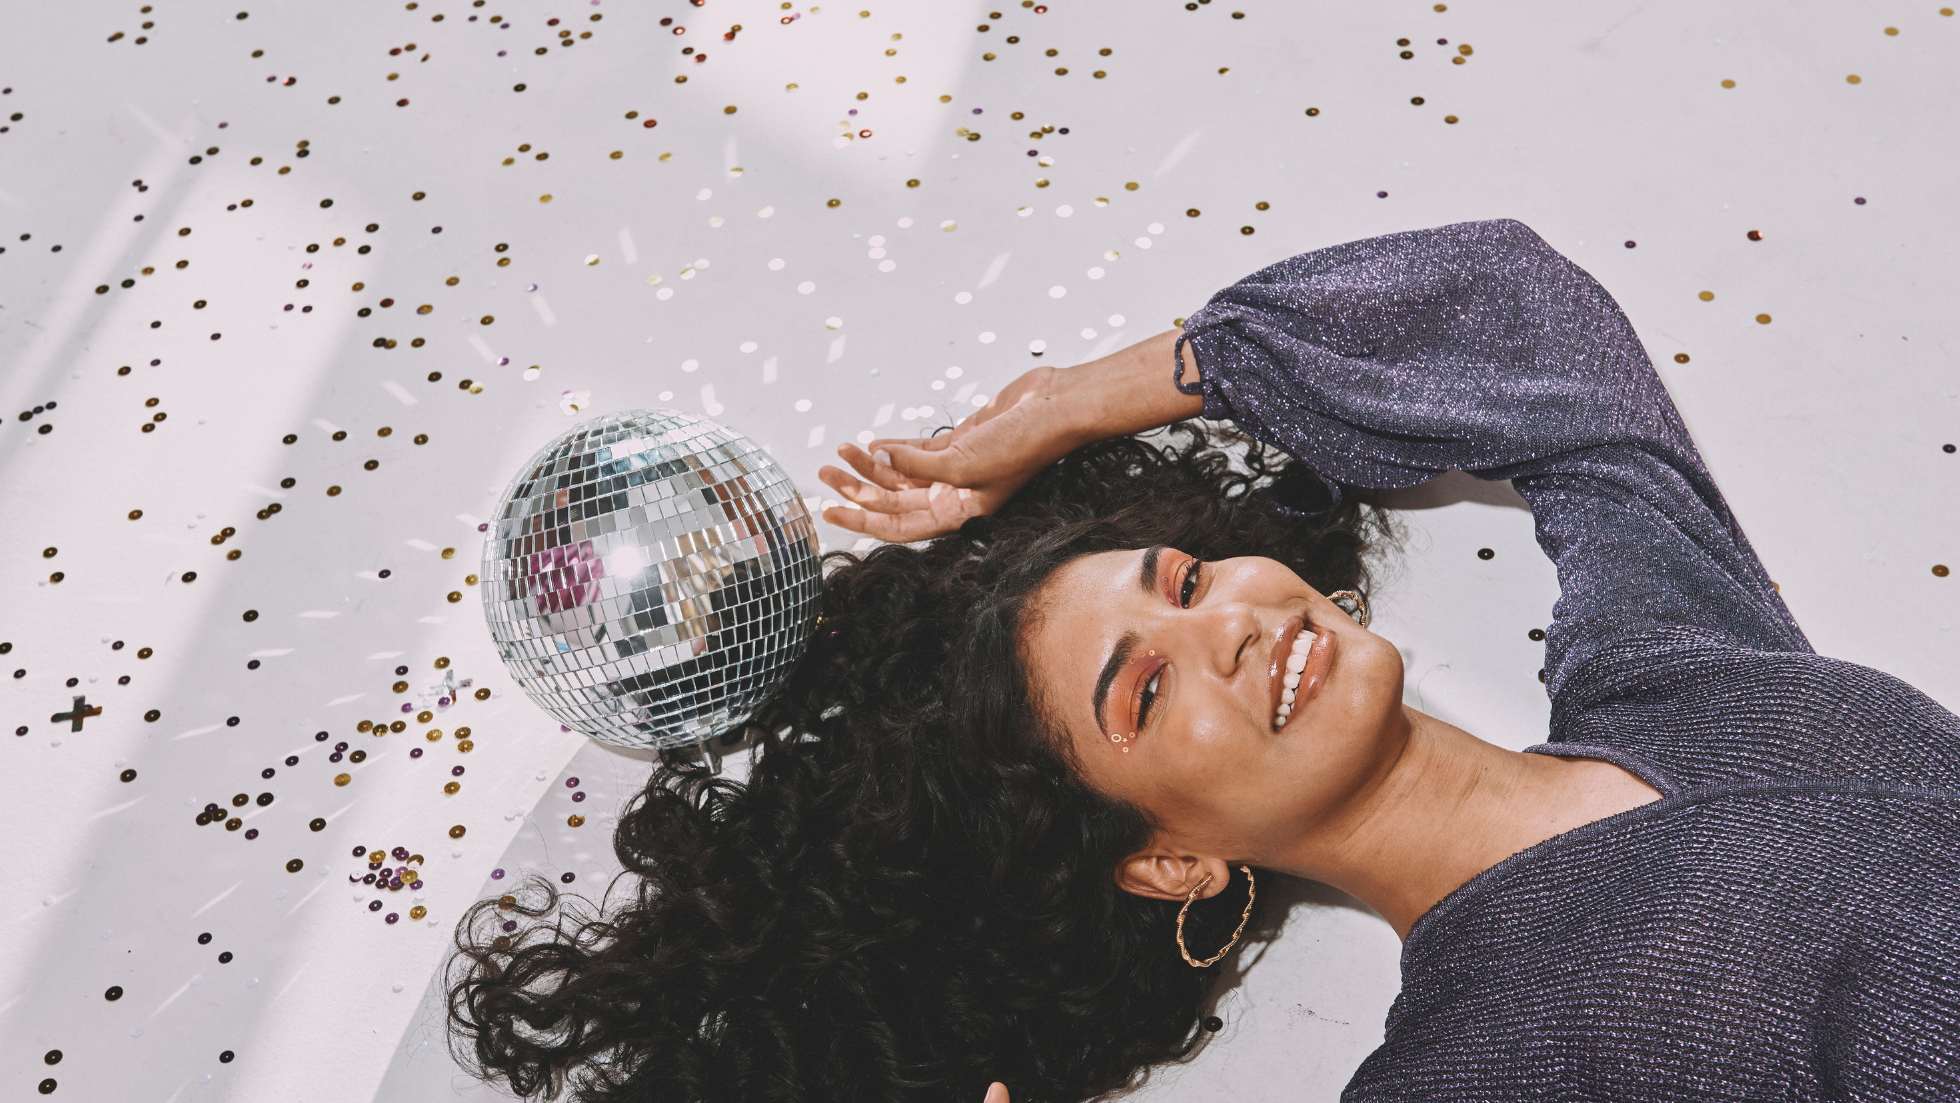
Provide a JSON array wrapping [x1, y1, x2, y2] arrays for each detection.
[[1172, 217, 1811, 702], [822, 219, 1812, 709], [816, 328, 1202, 543]]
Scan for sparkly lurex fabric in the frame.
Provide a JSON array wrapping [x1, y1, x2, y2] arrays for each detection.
[[1178, 220, 1960, 1101]]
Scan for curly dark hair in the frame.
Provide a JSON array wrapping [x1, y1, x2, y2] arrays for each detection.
[[445, 423, 1389, 1103]]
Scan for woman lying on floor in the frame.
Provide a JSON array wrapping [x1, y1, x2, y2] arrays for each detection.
[[447, 219, 1960, 1103]]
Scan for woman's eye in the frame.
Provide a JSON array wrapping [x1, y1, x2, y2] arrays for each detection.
[[1137, 670, 1162, 728], [1179, 559, 1203, 608]]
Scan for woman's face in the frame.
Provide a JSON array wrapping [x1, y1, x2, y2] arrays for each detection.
[[1023, 548, 1408, 869]]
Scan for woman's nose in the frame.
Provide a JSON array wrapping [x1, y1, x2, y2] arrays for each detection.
[[1193, 600, 1259, 676]]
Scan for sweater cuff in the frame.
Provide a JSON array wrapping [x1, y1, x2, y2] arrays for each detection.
[[1172, 329, 1236, 422]]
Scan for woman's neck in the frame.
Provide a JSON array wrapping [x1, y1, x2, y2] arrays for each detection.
[[1268, 706, 1661, 940]]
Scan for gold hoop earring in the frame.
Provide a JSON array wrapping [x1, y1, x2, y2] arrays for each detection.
[[1175, 865, 1257, 968], [1327, 590, 1370, 629]]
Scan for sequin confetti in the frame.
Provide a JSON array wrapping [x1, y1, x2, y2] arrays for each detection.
[[6, 4, 1955, 1096]]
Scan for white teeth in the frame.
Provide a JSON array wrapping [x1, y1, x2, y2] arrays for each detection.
[[1275, 627, 1318, 728]]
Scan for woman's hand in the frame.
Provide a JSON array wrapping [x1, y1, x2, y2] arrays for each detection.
[[983, 1083, 1010, 1103], [817, 364, 1078, 542], [816, 329, 1202, 543]]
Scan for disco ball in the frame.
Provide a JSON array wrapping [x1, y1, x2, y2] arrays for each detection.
[[481, 410, 823, 749]]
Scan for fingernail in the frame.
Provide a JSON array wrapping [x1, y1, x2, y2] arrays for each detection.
[[957, 488, 972, 500], [840, 484, 858, 498], [928, 482, 946, 502], [873, 450, 891, 466]]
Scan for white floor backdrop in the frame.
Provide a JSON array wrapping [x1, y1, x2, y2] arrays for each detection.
[[3, 0, 1956, 1099]]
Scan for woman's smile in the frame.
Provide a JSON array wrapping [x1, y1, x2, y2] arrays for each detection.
[[1270, 616, 1338, 732]]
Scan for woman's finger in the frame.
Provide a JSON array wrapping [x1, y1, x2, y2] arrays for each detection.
[[834, 444, 926, 492], [820, 503, 951, 543], [817, 467, 941, 516], [878, 439, 975, 486], [866, 433, 952, 457], [984, 1082, 1010, 1103]]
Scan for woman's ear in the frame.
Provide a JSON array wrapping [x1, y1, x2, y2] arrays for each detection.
[[1114, 852, 1233, 902]]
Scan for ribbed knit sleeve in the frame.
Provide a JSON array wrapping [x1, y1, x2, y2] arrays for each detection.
[[1176, 218, 1811, 704]]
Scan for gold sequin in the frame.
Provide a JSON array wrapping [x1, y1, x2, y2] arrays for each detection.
[[409, 906, 427, 920], [1699, 291, 1715, 301], [334, 773, 351, 786], [444, 781, 461, 794], [1756, 313, 1772, 324], [567, 815, 586, 827]]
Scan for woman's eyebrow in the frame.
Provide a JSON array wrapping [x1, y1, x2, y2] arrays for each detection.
[[1092, 549, 1161, 736], [1093, 631, 1140, 737]]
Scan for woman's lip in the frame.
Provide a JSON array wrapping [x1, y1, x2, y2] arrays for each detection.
[[1290, 626, 1337, 721], [1269, 615, 1305, 726], [1273, 614, 1336, 732]]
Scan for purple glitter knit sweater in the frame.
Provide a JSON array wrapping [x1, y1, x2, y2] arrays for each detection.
[[1176, 220, 1960, 1101]]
